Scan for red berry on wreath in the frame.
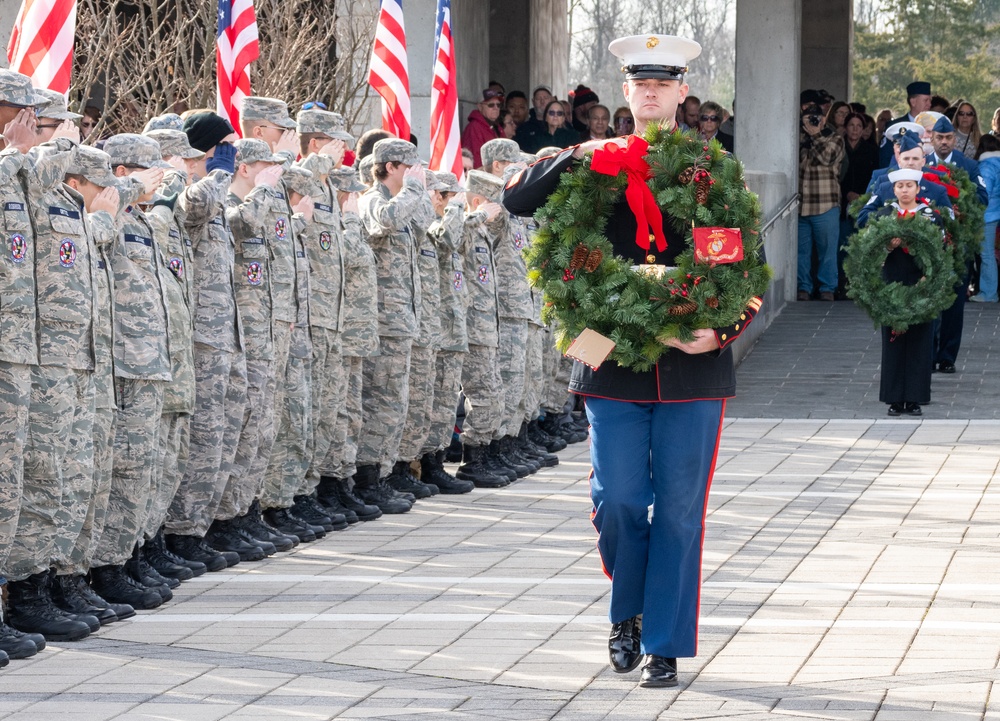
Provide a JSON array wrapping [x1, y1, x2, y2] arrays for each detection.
[[667, 278, 674, 285], [681, 283, 687, 289], [681, 290, 688, 297]]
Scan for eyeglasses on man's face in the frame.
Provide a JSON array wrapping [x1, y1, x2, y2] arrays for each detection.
[[700, 114, 721, 123], [484, 102, 502, 109]]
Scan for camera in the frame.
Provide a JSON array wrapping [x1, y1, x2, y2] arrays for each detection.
[[801, 103, 824, 127]]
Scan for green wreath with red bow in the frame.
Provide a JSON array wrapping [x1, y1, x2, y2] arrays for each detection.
[[525, 124, 772, 372]]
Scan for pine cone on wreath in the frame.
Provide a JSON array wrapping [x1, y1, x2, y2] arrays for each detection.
[[706, 296, 719, 308], [569, 243, 589, 270], [695, 177, 711, 204], [668, 301, 698, 316], [678, 166, 696, 184], [584, 248, 603, 272]]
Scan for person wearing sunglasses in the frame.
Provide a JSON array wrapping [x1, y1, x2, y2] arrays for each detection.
[[612, 106, 635, 137], [522, 99, 577, 154], [696, 100, 733, 152], [948, 99, 981, 157], [460, 89, 505, 169]]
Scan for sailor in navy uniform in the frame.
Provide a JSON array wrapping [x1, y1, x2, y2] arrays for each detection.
[[874, 168, 945, 415], [879, 81, 932, 168], [500, 33, 763, 689], [866, 122, 924, 192], [925, 115, 987, 373], [858, 131, 953, 229]]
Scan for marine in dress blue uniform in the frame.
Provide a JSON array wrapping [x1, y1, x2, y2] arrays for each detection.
[[501, 33, 764, 689]]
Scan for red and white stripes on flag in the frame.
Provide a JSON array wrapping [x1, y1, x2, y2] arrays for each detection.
[[7, 0, 78, 93], [368, 0, 411, 140], [429, 0, 462, 179], [216, 0, 260, 136]]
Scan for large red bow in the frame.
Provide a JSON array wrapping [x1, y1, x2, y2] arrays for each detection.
[[590, 136, 668, 253], [922, 170, 960, 199]]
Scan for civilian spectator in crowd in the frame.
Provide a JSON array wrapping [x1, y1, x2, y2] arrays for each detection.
[[697, 101, 733, 152], [838, 111, 879, 295], [515, 87, 551, 151], [950, 99, 982, 157], [461, 88, 504, 168], [875, 108, 894, 144], [825, 101, 850, 137], [849, 102, 867, 114], [971, 134, 1000, 303], [861, 114, 877, 146], [571, 85, 599, 134], [580, 104, 612, 142], [462, 148, 474, 175], [82, 105, 101, 139], [499, 109, 517, 140], [522, 99, 577, 154], [817, 89, 834, 117], [505, 91, 529, 128], [798, 91, 846, 301], [931, 95, 950, 114], [529, 86, 553, 124], [720, 99, 735, 135], [612, 106, 634, 137], [992, 107, 1000, 137], [560, 99, 573, 128], [679, 95, 700, 130]]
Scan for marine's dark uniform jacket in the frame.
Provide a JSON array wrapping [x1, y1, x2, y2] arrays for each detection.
[[499, 145, 764, 403]]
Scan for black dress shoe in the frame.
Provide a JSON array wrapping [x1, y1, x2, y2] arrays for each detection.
[[905, 402, 923, 416], [639, 655, 678, 688], [608, 615, 643, 673], [888, 403, 903, 416], [938, 362, 956, 374]]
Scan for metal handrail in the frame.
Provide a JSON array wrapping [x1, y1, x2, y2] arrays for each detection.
[[759, 193, 800, 238]]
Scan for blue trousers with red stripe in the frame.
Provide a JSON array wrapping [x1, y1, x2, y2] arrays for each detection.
[[586, 396, 725, 658]]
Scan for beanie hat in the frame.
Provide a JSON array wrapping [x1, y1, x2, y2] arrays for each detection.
[[183, 112, 234, 152], [572, 85, 599, 108]]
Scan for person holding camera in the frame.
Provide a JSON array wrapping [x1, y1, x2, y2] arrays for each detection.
[[798, 89, 846, 302]]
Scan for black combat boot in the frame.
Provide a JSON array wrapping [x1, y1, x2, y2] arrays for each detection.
[[316, 477, 359, 524], [445, 434, 463, 463], [90, 565, 162, 610], [505, 434, 540, 474], [386, 460, 435, 499], [0, 593, 42, 659], [292, 494, 347, 532], [491, 438, 529, 479], [477, 441, 515, 483], [69, 574, 134, 621], [125, 544, 174, 601], [238, 499, 298, 551], [263, 507, 317, 543], [528, 419, 566, 452], [332, 478, 382, 521], [164, 533, 230, 572], [50, 572, 117, 626], [204, 519, 266, 562], [6, 572, 94, 641], [456, 445, 508, 488], [520, 422, 558, 467], [421, 451, 474, 494], [353, 464, 411, 514], [144, 530, 196, 580]]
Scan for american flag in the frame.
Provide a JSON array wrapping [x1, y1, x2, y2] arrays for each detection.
[[429, 0, 461, 178], [368, 0, 411, 140], [216, 0, 259, 136], [7, 0, 77, 93]]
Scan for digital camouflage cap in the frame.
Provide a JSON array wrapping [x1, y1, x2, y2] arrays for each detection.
[[0, 69, 51, 107], [234, 138, 285, 165], [465, 169, 504, 202], [73, 146, 118, 188], [372, 138, 419, 166], [296, 108, 355, 143], [104, 133, 171, 169], [431, 171, 464, 193], [241, 96, 296, 129], [282, 165, 315, 196], [36, 89, 82, 120], [144, 129, 203, 159], [143, 113, 184, 132], [480, 138, 521, 169], [329, 167, 367, 193]]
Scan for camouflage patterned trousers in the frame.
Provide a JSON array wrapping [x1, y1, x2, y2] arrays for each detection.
[[91, 378, 164, 567], [522, 325, 545, 423], [262, 324, 312, 509], [165, 345, 246, 538], [0, 362, 33, 575], [71, 406, 115, 574], [496, 318, 528, 439], [144, 412, 191, 540], [461, 344, 503, 446], [330, 355, 365, 482], [358, 337, 413, 478], [542, 323, 572, 413], [397, 344, 437, 462], [421, 350, 465, 456], [216, 357, 274, 521], [7, 367, 94, 581], [305, 327, 346, 493]]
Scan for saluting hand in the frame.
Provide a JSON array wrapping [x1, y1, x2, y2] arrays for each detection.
[[254, 164, 284, 188], [319, 139, 346, 168], [293, 194, 314, 223], [133, 167, 165, 195], [3, 110, 36, 153], [90, 186, 120, 216], [480, 201, 503, 221], [403, 163, 426, 188], [51, 119, 80, 144], [274, 129, 299, 157], [340, 192, 359, 215]]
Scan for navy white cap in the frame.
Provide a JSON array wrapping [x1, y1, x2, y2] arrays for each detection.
[[886, 122, 924, 143], [609, 34, 701, 81], [888, 168, 923, 184]]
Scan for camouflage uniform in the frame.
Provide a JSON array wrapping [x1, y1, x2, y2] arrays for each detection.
[[356, 140, 424, 477], [165, 155, 246, 540], [397, 194, 442, 463], [294, 116, 351, 492], [422, 190, 469, 456], [330, 198, 379, 482], [144, 163, 197, 542], [460, 171, 505, 447], [522, 215, 547, 424], [91, 135, 172, 568], [1, 121, 83, 580], [217, 140, 284, 520]]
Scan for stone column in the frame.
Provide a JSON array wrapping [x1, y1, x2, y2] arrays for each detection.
[[801, 0, 854, 103]]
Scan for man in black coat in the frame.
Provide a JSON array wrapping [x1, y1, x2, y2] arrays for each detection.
[[501, 33, 763, 689]]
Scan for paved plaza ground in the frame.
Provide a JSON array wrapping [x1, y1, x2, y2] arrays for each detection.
[[1, 302, 999, 720]]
